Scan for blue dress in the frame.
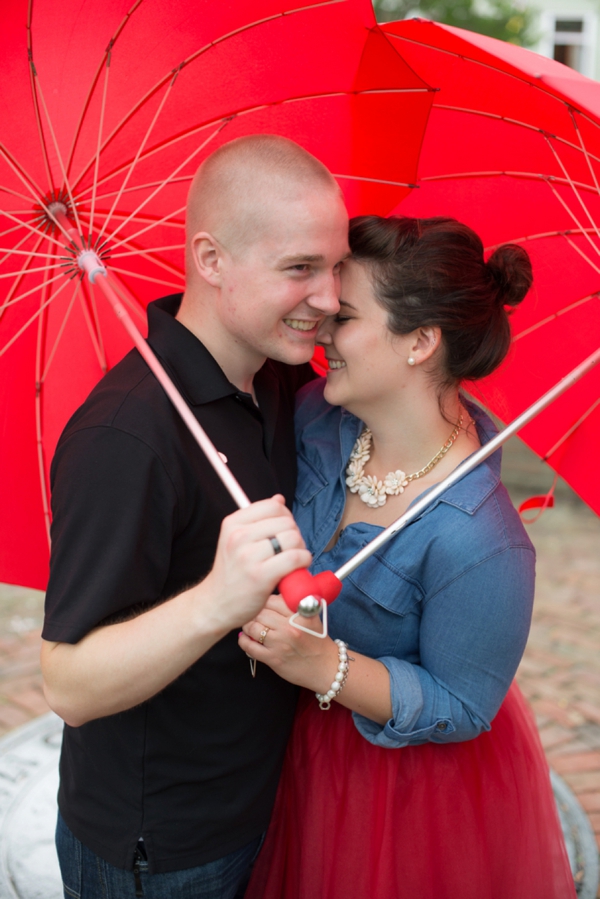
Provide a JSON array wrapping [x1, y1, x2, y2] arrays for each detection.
[[246, 380, 575, 899]]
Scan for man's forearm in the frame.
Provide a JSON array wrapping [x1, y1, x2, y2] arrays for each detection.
[[41, 577, 228, 727]]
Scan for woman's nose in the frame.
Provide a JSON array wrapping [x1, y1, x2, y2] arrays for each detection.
[[316, 319, 334, 344]]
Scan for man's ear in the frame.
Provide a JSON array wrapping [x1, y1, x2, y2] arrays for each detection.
[[191, 232, 222, 286]]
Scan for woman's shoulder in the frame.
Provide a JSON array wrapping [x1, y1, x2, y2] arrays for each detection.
[[295, 377, 335, 425]]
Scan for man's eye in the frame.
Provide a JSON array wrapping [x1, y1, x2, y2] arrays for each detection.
[[290, 264, 310, 272]]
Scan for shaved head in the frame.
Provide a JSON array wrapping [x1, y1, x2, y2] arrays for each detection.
[[185, 135, 341, 272]]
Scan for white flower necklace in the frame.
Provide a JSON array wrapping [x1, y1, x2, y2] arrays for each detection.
[[346, 414, 464, 508]]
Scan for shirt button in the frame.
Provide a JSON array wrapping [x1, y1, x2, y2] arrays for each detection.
[[436, 722, 448, 732]]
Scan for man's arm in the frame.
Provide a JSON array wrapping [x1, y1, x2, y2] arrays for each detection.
[[42, 496, 311, 727]]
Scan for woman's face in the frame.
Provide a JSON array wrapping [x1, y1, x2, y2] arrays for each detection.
[[317, 259, 413, 413]]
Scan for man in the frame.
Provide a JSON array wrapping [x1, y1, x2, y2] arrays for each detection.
[[41, 134, 349, 897]]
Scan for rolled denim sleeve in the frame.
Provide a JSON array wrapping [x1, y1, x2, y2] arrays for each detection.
[[352, 546, 535, 747]]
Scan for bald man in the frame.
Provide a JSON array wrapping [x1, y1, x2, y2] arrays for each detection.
[[41, 135, 349, 897]]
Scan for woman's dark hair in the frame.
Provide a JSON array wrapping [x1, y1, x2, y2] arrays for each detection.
[[348, 215, 532, 386]]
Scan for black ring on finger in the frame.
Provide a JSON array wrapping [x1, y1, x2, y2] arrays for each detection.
[[269, 536, 283, 555]]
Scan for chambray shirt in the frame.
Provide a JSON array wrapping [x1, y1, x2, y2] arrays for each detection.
[[294, 380, 535, 748]]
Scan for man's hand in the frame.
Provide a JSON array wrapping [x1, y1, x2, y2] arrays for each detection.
[[198, 495, 311, 632], [41, 495, 311, 727]]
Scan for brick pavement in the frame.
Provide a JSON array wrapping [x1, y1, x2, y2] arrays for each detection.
[[0, 435, 599, 893]]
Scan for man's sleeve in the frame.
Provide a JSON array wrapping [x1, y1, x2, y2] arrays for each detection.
[[43, 426, 179, 644]]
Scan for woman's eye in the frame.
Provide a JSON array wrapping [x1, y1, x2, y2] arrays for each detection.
[[333, 314, 351, 323]]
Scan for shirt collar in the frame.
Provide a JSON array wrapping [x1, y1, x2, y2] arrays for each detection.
[[146, 294, 278, 411]]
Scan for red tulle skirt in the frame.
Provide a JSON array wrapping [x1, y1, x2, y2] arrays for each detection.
[[246, 683, 575, 899]]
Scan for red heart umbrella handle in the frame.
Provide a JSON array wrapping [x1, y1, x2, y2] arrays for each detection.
[[278, 568, 342, 613]]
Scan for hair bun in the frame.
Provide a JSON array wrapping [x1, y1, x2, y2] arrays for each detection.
[[487, 244, 532, 307]]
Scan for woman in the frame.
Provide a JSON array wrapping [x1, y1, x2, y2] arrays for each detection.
[[239, 216, 575, 899]]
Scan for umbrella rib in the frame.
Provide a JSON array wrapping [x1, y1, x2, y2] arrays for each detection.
[[79, 175, 193, 203], [107, 265, 183, 290], [102, 121, 227, 247], [563, 232, 600, 275], [545, 180, 600, 261], [334, 173, 417, 188], [109, 244, 185, 258], [0, 270, 68, 313], [0, 142, 45, 206], [70, 0, 346, 191], [35, 242, 54, 547], [0, 208, 66, 250], [512, 290, 599, 341], [87, 44, 112, 242], [40, 279, 82, 383], [0, 231, 41, 268], [543, 134, 600, 245], [65, 0, 145, 175], [0, 184, 39, 205], [421, 170, 600, 196], [0, 275, 71, 360], [80, 280, 107, 373], [387, 31, 600, 134], [26, 2, 56, 195], [95, 80, 179, 246], [32, 74, 86, 237], [543, 397, 600, 461], [104, 206, 187, 251], [570, 109, 600, 200], [0, 233, 45, 322], [432, 104, 600, 168], [0, 261, 64, 279]]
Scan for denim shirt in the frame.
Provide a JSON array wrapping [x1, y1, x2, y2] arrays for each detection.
[[293, 380, 535, 748]]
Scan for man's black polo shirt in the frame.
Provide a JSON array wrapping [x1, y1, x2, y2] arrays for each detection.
[[43, 295, 313, 874]]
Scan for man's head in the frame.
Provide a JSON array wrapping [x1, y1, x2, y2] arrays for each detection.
[[179, 135, 349, 380]]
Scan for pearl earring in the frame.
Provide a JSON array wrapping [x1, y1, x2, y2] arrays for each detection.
[[407, 357, 416, 366]]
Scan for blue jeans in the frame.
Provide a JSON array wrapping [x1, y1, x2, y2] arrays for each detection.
[[56, 813, 263, 899]]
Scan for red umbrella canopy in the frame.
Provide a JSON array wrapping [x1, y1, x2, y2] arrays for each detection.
[[383, 19, 600, 516], [0, 0, 434, 589]]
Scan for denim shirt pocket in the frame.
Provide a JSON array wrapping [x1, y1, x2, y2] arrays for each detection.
[[341, 555, 422, 659], [295, 451, 329, 507]]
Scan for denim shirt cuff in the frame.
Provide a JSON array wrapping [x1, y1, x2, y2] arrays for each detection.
[[351, 657, 456, 748]]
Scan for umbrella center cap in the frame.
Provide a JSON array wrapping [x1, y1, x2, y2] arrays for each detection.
[[46, 201, 68, 218]]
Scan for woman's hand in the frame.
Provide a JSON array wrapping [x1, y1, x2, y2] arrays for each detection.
[[239, 595, 339, 694]]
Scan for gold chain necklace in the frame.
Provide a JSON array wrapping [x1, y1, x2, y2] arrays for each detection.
[[346, 415, 464, 508]]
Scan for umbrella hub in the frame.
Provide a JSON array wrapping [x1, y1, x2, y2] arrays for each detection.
[[32, 190, 72, 234]]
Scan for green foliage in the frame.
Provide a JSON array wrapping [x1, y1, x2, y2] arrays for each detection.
[[373, 0, 536, 47]]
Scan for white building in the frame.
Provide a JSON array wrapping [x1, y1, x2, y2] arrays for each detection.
[[529, 0, 600, 80]]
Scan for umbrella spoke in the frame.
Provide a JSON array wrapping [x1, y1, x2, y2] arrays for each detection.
[[0, 207, 65, 249], [0, 231, 42, 268], [87, 42, 113, 243], [78, 175, 193, 203], [421, 170, 600, 196], [0, 233, 45, 322], [95, 79, 179, 245], [563, 232, 600, 274], [103, 121, 228, 247], [40, 280, 82, 383], [32, 73, 86, 238], [543, 397, 600, 461], [35, 245, 55, 546], [570, 108, 600, 209], [0, 261, 65, 279], [71, 0, 346, 192], [0, 142, 45, 205], [0, 184, 38, 205], [105, 206, 187, 250], [0, 274, 71, 360], [109, 245, 185, 258], [513, 290, 599, 341], [544, 134, 600, 245], [546, 181, 600, 261], [0, 270, 68, 314], [26, 6, 56, 195], [108, 265, 183, 290], [335, 174, 418, 188]]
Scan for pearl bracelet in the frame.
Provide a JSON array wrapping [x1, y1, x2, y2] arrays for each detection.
[[316, 639, 353, 710]]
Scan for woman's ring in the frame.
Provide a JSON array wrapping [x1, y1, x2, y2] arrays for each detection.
[[269, 536, 283, 555], [258, 626, 270, 645]]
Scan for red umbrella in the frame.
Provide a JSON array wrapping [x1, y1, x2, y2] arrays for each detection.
[[0, 0, 434, 590], [381, 19, 600, 516]]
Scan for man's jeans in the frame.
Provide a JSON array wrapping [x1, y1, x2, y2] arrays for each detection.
[[56, 813, 263, 899]]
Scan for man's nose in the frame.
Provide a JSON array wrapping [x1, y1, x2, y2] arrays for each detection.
[[308, 271, 341, 316]]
